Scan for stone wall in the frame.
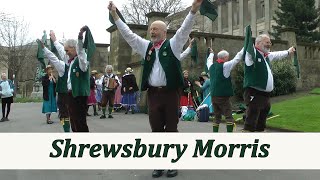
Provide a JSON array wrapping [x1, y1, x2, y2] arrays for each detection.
[[107, 11, 320, 110]]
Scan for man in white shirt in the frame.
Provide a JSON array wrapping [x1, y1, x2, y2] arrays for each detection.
[[243, 34, 295, 132], [108, 0, 203, 178]]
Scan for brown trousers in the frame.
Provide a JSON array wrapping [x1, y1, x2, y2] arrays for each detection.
[[57, 93, 69, 119], [243, 88, 271, 132], [147, 87, 180, 132], [67, 93, 89, 132], [211, 96, 234, 124], [101, 91, 115, 108]]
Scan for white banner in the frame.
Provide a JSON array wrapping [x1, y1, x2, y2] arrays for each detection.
[[0, 133, 319, 169]]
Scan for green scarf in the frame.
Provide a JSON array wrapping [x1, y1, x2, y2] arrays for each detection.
[[200, 0, 218, 22], [83, 27, 96, 61]]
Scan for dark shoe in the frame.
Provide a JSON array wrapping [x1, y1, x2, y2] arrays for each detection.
[[100, 115, 106, 119], [4, 117, 9, 121], [166, 170, 178, 178], [125, 111, 128, 114], [94, 112, 99, 116], [131, 110, 135, 114], [152, 170, 164, 178], [47, 120, 53, 124], [108, 114, 113, 118], [0, 117, 5, 122], [87, 113, 91, 116]]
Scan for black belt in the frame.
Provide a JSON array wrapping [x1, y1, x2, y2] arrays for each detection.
[[247, 87, 271, 97], [148, 86, 169, 92]]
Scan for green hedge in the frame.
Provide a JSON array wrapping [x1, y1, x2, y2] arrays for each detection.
[[14, 97, 43, 103], [232, 59, 297, 99]]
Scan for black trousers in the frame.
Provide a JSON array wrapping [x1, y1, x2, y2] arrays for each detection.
[[2, 97, 13, 118], [243, 88, 271, 132], [57, 93, 69, 119], [67, 93, 89, 132], [147, 87, 179, 132]]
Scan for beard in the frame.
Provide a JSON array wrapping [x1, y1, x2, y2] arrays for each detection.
[[151, 36, 160, 43], [261, 46, 270, 53]]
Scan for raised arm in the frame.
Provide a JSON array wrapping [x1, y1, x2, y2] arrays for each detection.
[[223, 48, 244, 78], [268, 46, 295, 62], [207, 48, 214, 69], [109, 1, 149, 57], [77, 27, 89, 72], [50, 30, 69, 63], [38, 39, 66, 77], [170, 0, 203, 59]]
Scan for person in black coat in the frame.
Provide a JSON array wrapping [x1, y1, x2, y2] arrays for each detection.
[[121, 67, 139, 114]]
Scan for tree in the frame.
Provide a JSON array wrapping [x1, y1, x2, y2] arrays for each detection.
[[272, 0, 320, 42], [0, 16, 34, 90], [121, 0, 186, 25]]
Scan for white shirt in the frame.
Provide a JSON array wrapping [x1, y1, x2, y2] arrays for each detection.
[[43, 40, 89, 90], [0, 80, 13, 98], [115, 12, 196, 87], [206, 49, 244, 78], [180, 47, 191, 61], [245, 49, 289, 92]]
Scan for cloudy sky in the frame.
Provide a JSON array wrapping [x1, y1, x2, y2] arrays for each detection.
[[1, 0, 194, 44]]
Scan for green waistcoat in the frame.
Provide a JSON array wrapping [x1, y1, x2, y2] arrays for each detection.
[[70, 57, 90, 97], [56, 64, 68, 94], [140, 40, 184, 91], [243, 51, 270, 90], [209, 62, 234, 97]]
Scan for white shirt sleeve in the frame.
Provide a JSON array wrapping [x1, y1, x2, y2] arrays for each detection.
[[245, 45, 256, 66], [170, 12, 196, 60], [268, 50, 289, 62], [207, 53, 214, 70], [115, 19, 150, 57], [179, 47, 191, 61], [54, 41, 69, 63], [223, 49, 244, 78], [43, 47, 65, 77], [76, 40, 88, 72]]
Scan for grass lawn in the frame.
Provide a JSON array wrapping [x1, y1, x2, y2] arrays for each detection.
[[310, 88, 320, 95], [267, 94, 320, 132]]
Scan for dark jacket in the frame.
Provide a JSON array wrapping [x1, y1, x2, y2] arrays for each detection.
[[90, 75, 96, 89], [182, 78, 194, 97], [121, 74, 139, 95], [42, 74, 56, 101]]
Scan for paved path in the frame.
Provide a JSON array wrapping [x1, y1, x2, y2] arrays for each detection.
[[0, 103, 319, 180]]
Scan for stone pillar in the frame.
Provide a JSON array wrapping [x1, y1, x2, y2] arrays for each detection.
[[218, 3, 222, 34], [280, 28, 301, 88], [145, 12, 169, 39], [280, 28, 297, 47], [227, 0, 233, 35], [251, 0, 257, 37], [239, 0, 248, 36], [316, 0, 319, 9], [264, 0, 271, 33]]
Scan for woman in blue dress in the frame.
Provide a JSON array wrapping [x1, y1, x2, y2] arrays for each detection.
[[195, 72, 213, 113], [42, 65, 57, 124]]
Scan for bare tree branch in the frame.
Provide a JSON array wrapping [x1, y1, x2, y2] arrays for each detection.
[[0, 16, 33, 81], [121, 0, 186, 25]]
